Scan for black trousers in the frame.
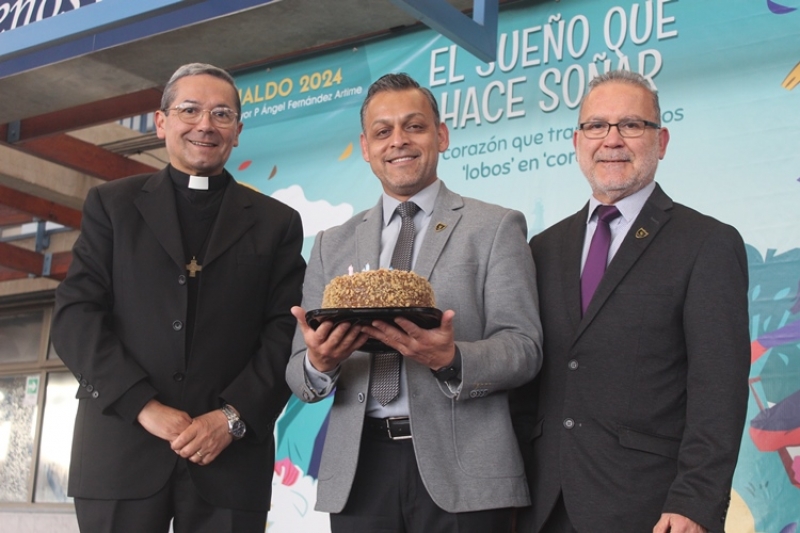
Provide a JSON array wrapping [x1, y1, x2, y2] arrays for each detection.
[[330, 430, 513, 533], [74, 459, 266, 533]]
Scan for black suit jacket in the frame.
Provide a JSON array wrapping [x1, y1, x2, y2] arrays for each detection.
[[511, 184, 749, 532], [52, 168, 305, 511]]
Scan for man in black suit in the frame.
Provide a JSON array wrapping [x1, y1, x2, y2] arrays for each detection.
[[51, 63, 305, 533], [511, 70, 750, 533]]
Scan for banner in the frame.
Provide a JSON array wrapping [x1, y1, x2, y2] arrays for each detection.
[[232, 1, 800, 530]]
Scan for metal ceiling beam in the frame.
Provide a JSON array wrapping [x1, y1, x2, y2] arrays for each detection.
[[0, 184, 82, 228], [0, 205, 34, 227], [3, 88, 163, 142], [0, 244, 71, 281], [0, 242, 43, 276], [7, 134, 158, 181], [390, 0, 498, 62]]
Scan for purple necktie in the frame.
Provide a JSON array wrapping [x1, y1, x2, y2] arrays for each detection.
[[581, 205, 621, 315]]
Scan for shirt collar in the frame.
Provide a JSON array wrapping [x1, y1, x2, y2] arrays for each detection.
[[381, 179, 441, 226], [168, 165, 229, 192], [586, 181, 656, 224]]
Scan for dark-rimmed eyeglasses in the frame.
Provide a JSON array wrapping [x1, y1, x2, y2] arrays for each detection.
[[578, 120, 660, 139], [163, 105, 239, 128]]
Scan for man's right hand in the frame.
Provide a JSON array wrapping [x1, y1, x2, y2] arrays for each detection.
[[291, 305, 368, 372], [137, 399, 192, 443]]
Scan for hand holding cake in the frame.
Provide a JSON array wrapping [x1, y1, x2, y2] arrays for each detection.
[[290, 305, 369, 373]]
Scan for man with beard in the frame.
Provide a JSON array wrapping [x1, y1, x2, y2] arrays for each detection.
[[511, 70, 750, 533]]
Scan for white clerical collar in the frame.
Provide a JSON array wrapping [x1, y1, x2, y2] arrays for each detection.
[[188, 175, 209, 190]]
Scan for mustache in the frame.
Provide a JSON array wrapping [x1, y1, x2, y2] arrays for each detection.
[[594, 152, 631, 162]]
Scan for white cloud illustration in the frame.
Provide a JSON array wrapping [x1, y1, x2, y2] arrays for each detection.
[[271, 184, 353, 237]]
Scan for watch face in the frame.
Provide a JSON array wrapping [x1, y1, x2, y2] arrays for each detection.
[[230, 419, 246, 439]]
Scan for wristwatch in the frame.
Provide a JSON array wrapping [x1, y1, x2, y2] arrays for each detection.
[[221, 404, 246, 440], [430, 347, 462, 382]]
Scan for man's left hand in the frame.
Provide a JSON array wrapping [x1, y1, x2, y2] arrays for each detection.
[[653, 513, 707, 533], [171, 409, 233, 466], [363, 310, 456, 370]]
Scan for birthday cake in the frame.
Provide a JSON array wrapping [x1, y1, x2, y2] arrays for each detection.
[[322, 269, 436, 309]]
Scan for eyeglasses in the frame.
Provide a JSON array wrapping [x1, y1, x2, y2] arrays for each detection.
[[163, 105, 239, 128], [578, 120, 660, 139]]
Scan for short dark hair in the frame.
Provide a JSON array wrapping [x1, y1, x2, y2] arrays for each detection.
[[581, 70, 661, 124], [360, 73, 440, 130], [161, 63, 241, 119]]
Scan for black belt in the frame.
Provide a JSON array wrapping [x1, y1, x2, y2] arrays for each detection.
[[364, 416, 412, 440]]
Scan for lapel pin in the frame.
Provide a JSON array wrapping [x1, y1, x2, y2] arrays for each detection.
[[435, 223, 447, 232], [635, 228, 649, 239]]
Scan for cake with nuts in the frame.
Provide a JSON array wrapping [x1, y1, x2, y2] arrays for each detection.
[[322, 269, 435, 309]]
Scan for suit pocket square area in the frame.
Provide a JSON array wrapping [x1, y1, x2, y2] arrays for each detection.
[[618, 426, 680, 459]]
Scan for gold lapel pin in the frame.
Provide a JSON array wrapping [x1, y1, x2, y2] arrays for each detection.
[[435, 223, 447, 232], [635, 228, 649, 239]]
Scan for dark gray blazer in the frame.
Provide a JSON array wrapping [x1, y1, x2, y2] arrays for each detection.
[[511, 184, 750, 533], [52, 168, 305, 511], [286, 182, 543, 513]]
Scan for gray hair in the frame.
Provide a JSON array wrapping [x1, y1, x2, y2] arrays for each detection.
[[161, 63, 241, 119], [360, 72, 440, 130], [582, 70, 661, 124]]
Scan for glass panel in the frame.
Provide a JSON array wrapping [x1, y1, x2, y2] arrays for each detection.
[[0, 374, 38, 502], [0, 309, 44, 364], [34, 372, 77, 503], [46, 337, 61, 362]]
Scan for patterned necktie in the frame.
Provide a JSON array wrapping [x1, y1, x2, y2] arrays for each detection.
[[581, 205, 621, 315], [371, 201, 420, 406]]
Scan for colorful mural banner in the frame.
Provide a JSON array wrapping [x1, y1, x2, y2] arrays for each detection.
[[231, 1, 800, 530]]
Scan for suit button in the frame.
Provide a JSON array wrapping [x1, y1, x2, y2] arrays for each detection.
[[173, 373, 185, 382], [172, 320, 183, 331], [563, 418, 575, 429], [86, 384, 94, 392], [80, 379, 88, 387], [178, 275, 187, 285], [357, 392, 365, 403], [91, 391, 100, 399], [568, 360, 579, 370]]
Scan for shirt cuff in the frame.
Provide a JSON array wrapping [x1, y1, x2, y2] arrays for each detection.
[[303, 352, 340, 395]]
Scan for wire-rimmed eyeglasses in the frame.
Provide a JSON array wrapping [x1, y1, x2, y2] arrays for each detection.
[[578, 120, 660, 139], [163, 105, 239, 128]]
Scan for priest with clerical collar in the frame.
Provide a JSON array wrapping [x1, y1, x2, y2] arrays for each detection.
[[52, 63, 306, 533]]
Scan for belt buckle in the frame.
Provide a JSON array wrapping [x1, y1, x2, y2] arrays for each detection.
[[386, 416, 412, 440]]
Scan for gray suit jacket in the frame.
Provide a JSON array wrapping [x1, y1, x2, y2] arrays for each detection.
[[511, 184, 750, 533], [286, 181, 542, 513]]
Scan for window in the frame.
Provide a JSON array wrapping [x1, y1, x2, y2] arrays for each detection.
[[0, 292, 76, 507]]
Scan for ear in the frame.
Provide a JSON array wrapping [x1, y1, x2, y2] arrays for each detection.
[[437, 122, 450, 152], [657, 127, 670, 159], [155, 110, 167, 140], [360, 133, 370, 162], [233, 121, 243, 147]]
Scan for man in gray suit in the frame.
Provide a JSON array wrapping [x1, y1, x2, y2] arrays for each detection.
[[511, 70, 750, 533], [286, 73, 542, 532]]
